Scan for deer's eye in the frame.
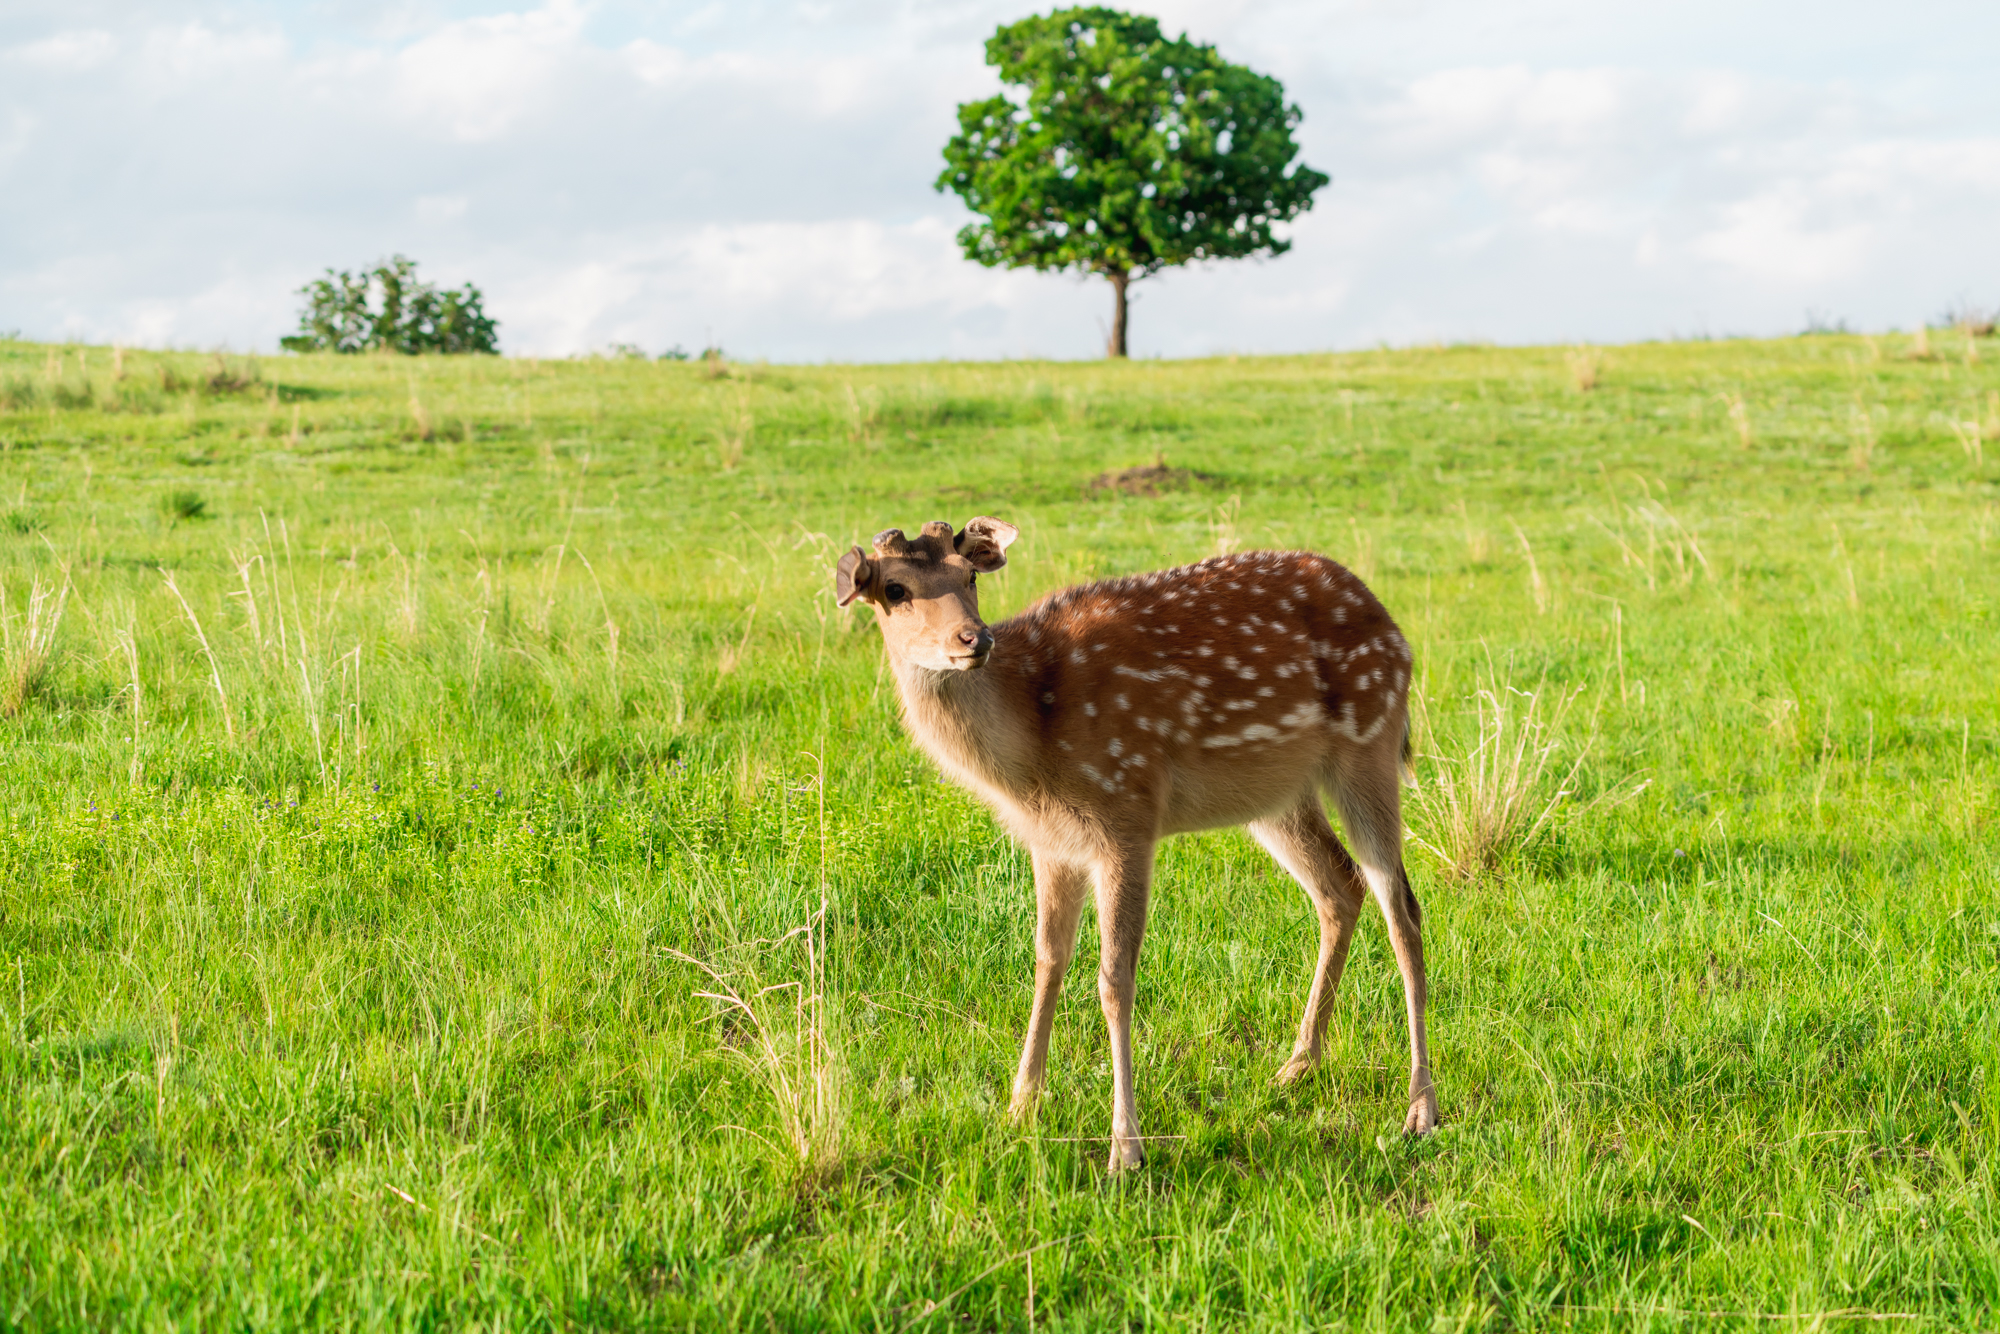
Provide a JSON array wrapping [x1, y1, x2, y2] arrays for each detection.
[[968, 573, 977, 589], [883, 582, 907, 604]]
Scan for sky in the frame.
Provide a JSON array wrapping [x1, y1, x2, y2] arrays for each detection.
[[4, 0, 1999, 360]]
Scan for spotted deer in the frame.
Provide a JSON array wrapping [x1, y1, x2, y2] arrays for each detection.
[[837, 518, 1434, 1170]]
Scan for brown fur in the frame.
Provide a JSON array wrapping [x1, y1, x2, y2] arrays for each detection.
[[838, 518, 1436, 1170]]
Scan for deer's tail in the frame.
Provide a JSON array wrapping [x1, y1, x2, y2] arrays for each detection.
[[1398, 715, 1417, 788]]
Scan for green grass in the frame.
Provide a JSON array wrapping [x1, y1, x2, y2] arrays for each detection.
[[0, 333, 1995, 1331]]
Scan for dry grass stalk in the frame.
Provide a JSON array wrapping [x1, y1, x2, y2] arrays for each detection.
[[115, 619, 143, 784], [408, 384, 433, 441], [669, 899, 843, 1175], [1849, 399, 1877, 471], [669, 754, 842, 1176], [1722, 392, 1753, 449], [718, 395, 752, 471], [1208, 496, 1242, 556], [843, 381, 879, 446], [1409, 675, 1586, 882], [161, 571, 235, 740], [572, 548, 621, 694], [1951, 420, 1984, 467], [1567, 346, 1603, 393], [1910, 326, 1933, 361], [1510, 520, 1548, 613], [716, 604, 757, 675], [1, 573, 70, 716]]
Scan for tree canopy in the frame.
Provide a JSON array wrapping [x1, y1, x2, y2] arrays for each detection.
[[937, 6, 1328, 356], [280, 256, 499, 355]]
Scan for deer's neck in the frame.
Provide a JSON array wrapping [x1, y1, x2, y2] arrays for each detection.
[[891, 654, 1034, 799]]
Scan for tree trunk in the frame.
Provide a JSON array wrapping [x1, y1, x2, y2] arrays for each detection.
[[1106, 268, 1130, 358]]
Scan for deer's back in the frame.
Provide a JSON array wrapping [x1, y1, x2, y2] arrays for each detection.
[[990, 550, 1411, 834]]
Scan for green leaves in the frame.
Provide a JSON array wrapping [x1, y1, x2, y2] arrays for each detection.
[[280, 255, 500, 356], [936, 6, 1329, 283]]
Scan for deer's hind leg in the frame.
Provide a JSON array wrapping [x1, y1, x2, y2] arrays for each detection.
[[1328, 747, 1438, 1136], [1250, 797, 1369, 1085], [1093, 840, 1156, 1172]]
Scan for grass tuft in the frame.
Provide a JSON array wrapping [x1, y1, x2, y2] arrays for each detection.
[[160, 488, 207, 523], [1408, 671, 1587, 882], [0, 572, 68, 715], [1566, 344, 1603, 392]]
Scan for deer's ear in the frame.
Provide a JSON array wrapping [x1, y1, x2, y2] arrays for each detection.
[[835, 546, 876, 607], [955, 516, 1019, 573]]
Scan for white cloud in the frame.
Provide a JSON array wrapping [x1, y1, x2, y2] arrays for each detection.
[[390, 0, 587, 141], [415, 194, 469, 224], [1692, 193, 1873, 285], [6, 29, 115, 71]]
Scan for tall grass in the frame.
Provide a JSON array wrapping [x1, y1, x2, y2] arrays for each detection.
[[0, 571, 67, 715], [1407, 672, 1589, 882]]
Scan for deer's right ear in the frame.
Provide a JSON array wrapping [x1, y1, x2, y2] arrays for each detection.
[[835, 546, 875, 607]]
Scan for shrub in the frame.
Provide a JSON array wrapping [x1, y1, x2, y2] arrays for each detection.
[[280, 256, 499, 355]]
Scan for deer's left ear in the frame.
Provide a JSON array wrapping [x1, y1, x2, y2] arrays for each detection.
[[835, 546, 876, 607], [955, 517, 1019, 572]]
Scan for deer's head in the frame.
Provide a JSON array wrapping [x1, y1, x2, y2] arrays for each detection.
[[835, 517, 1018, 672]]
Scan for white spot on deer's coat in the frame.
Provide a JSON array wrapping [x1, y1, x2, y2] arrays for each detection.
[[1278, 701, 1324, 728], [1041, 692, 1056, 704], [1237, 666, 1258, 680], [1108, 738, 1124, 757], [1070, 650, 1086, 665], [1257, 686, 1276, 697], [1078, 763, 1117, 793], [1084, 702, 1097, 717]]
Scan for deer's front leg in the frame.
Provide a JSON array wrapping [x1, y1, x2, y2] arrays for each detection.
[[1094, 843, 1155, 1172], [1009, 852, 1089, 1121]]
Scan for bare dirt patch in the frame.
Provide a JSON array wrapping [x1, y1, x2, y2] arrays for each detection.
[[1085, 454, 1219, 497]]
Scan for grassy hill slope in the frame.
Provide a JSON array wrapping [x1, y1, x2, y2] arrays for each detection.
[[0, 335, 1995, 1330]]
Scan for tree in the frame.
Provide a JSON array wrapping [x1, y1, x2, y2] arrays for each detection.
[[280, 256, 499, 355], [937, 6, 1328, 357]]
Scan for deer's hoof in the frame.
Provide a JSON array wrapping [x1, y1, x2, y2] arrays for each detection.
[[1403, 1092, 1439, 1137], [1006, 1091, 1039, 1124], [1273, 1051, 1319, 1085], [1106, 1138, 1146, 1172]]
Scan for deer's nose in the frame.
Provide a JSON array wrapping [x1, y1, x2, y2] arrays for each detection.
[[958, 627, 993, 654]]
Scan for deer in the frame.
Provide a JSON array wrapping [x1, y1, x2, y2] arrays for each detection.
[[836, 517, 1434, 1171]]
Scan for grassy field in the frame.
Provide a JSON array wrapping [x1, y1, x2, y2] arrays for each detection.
[[0, 331, 1995, 1331]]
